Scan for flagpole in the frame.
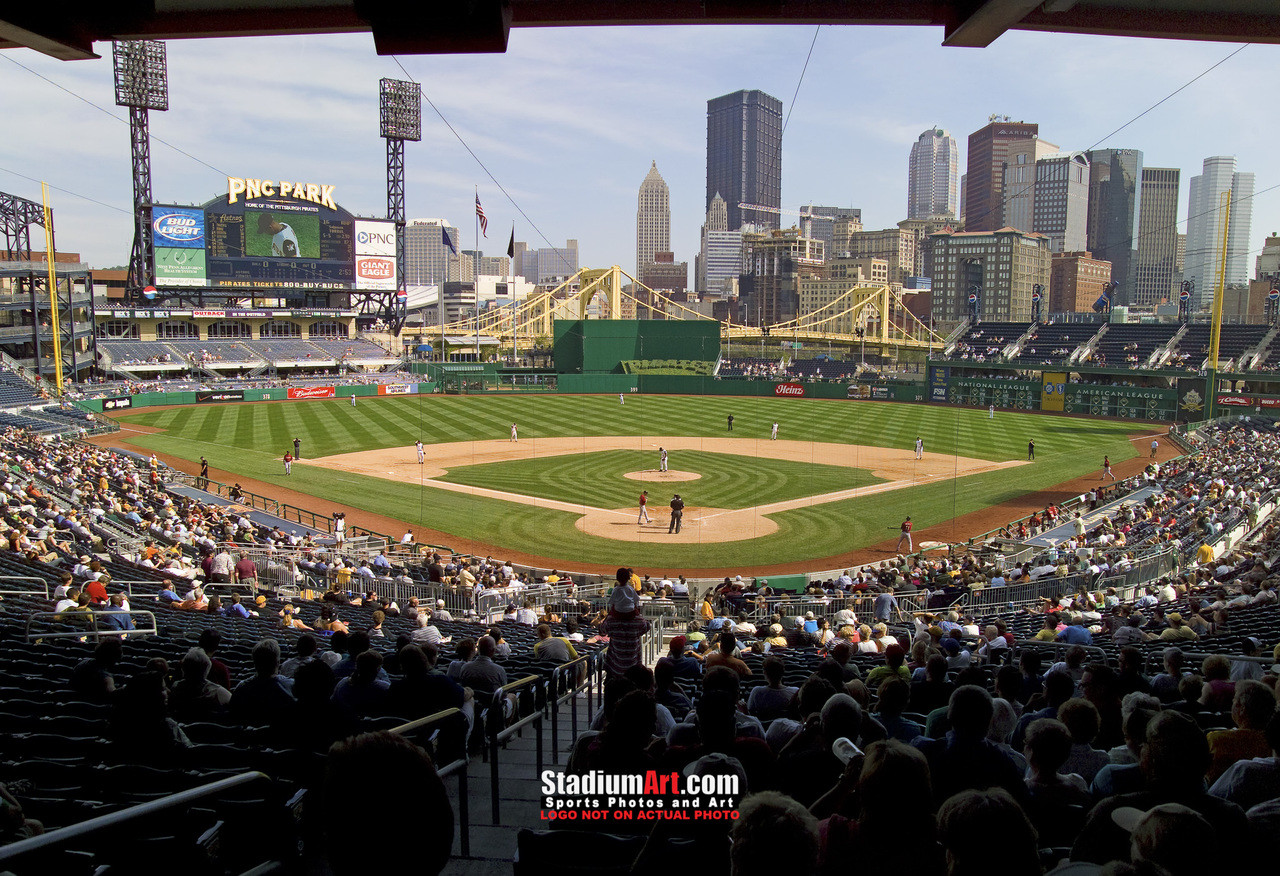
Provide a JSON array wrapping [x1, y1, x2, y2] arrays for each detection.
[[474, 186, 481, 362], [510, 223, 518, 364]]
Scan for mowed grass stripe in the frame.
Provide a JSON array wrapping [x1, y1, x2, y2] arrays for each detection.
[[435, 450, 882, 510], [124, 423, 1136, 568]]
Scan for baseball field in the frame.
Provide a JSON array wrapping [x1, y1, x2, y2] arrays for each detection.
[[108, 393, 1155, 572]]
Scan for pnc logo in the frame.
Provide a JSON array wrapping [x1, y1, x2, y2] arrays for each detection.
[[357, 230, 395, 245], [357, 258, 395, 279], [775, 383, 805, 397]]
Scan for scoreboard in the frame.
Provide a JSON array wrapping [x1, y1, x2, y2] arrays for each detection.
[[152, 184, 395, 292]]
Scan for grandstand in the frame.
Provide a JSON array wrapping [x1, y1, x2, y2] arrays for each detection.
[[0, 417, 1276, 874]]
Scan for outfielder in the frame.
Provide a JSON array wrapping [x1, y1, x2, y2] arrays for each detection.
[[770, 422, 779, 440]]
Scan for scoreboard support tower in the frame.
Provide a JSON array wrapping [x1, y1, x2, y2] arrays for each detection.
[[112, 40, 168, 300], [379, 78, 421, 333]]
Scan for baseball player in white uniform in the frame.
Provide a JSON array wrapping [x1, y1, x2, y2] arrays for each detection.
[[511, 423, 518, 442], [770, 422, 779, 440], [915, 437, 924, 460], [416, 440, 425, 464], [659, 447, 668, 472]]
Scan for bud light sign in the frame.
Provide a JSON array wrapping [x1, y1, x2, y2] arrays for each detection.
[[151, 208, 205, 248]]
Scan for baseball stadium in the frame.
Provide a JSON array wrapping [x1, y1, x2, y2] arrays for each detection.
[[2, 8, 1280, 876]]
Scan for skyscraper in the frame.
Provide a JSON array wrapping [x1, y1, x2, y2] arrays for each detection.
[[1134, 167, 1181, 308], [696, 194, 742, 296], [908, 128, 959, 219], [963, 116, 1039, 232], [1031, 152, 1090, 254], [706, 89, 783, 232], [635, 161, 670, 278], [1185, 156, 1254, 308], [404, 218, 461, 285], [797, 204, 862, 253], [1084, 148, 1143, 305], [1001, 137, 1059, 234]]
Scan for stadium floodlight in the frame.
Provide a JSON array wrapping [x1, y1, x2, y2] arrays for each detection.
[[380, 78, 422, 142], [112, 40, 168, 111]]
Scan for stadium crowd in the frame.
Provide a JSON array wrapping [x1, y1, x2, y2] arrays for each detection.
[[0, 420, 1278, 874]]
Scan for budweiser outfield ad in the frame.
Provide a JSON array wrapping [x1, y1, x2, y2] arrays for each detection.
[[287, 386, 335, 400]]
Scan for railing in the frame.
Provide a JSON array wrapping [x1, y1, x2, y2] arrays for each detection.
[[388, 707, 471, 857], [482, 674, 545, 824], [0, 575, 50, 598], [1010, 639, 1113, 666], [548, 651, 604, 759], [25, 609, 159, 641], [0, 771, 268, 867]]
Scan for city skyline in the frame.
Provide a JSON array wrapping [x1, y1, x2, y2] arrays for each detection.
[[0, 26, 1275, 287]]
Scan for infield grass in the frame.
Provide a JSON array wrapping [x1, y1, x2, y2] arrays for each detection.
[[434, 450, 883, 509], [114, 393, 1148, 569]]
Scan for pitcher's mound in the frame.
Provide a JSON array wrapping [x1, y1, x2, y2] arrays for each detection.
[[623, 470, 702, 482], [575, 505, 779, 542]]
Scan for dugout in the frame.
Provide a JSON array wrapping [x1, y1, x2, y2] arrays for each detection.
[[552, 319, 720, 374]]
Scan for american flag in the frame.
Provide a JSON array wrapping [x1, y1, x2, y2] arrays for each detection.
[[475, 194, 488, 237]]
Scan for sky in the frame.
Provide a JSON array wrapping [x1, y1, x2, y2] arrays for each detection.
[[0, 24, 1276, 278]]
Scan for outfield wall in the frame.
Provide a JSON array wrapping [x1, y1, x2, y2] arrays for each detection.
[[76, 381, 433, 413]]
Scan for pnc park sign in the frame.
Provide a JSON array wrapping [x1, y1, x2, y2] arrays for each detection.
[[227, 176, 337, 210]]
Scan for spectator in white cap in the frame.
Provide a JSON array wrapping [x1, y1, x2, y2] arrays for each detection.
[[433, 599, 454, 622]]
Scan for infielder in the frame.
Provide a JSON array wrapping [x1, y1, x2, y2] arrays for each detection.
[[897, 516, 913, 552], [638, 490, 650, 524], [283, 452, 292, 475], [770, 422, 779, 440], [659, 447, 668, 472], [416, 440, 425, 464], [915, 437, 924, 460], [511, 423, 518, 442]]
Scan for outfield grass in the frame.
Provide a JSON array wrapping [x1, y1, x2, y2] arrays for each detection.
[[434, 450, 883, 509], [115, 394, 1146, 569]]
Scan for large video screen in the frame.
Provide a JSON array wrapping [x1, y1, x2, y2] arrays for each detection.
[[152, 190, 395, 292]]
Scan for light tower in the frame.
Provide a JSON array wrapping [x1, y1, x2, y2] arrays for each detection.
[[112, 41, 168, 299], [380, 78, 421, 331]]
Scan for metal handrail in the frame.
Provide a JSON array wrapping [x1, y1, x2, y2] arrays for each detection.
[[483, 674, 545, 824], [25, 609, 158, 641], [0, 771, 269, 864], [388, 707, 471, 857], [0, 575, 51, 598]]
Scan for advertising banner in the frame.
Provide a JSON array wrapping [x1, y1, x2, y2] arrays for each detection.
[[928, 365, 949, 402], [155, 247, 207, 287], [774, 382, 805, 398], [287, 386, 335, 400], [1040, 371, 1067, 412], [378, 384, 412, 395], [354, 219, 398, 291], [151, 208, 205, 248], [1217, 394, 1280, 409], [196, 390, 245, 403], [101, 396, 133, 411]]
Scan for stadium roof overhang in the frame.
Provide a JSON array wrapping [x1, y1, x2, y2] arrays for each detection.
[[1, 1, 1277, 61]]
